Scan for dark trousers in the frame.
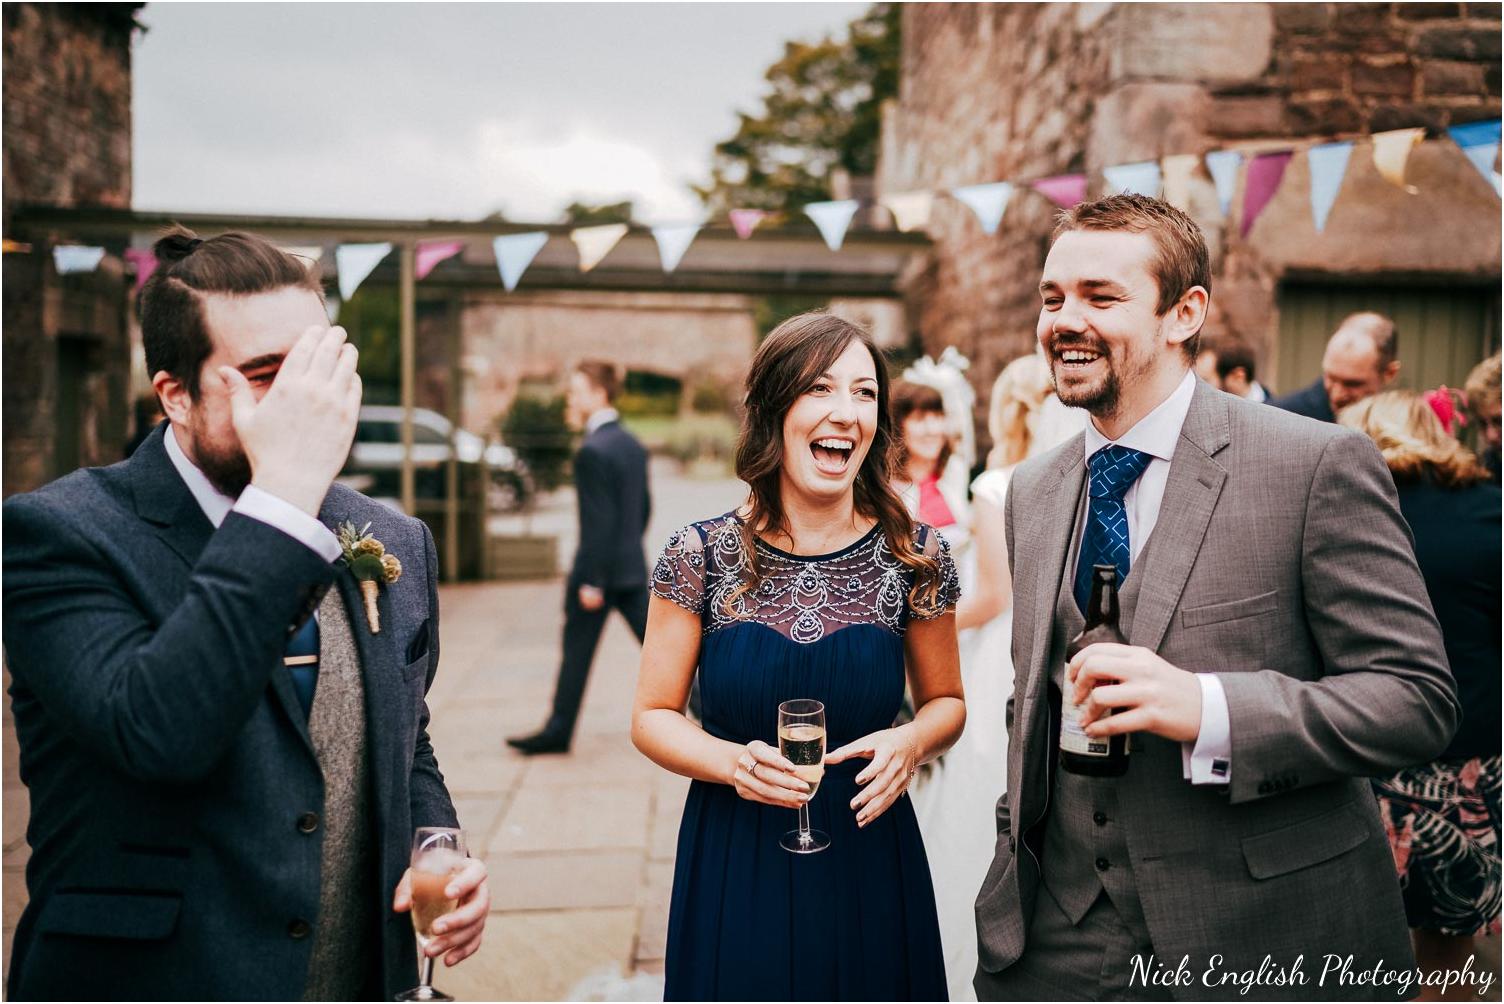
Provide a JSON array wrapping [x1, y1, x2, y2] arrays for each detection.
[[545, 579, 649, 741]]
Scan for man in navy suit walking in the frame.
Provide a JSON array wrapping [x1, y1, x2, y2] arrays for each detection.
[[509, 361, 652, 755], [3, 228, 488, 999]]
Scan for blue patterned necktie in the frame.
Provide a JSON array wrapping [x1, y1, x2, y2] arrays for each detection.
[[284, 615, 320, 718], [1074, 445, 1153, 614]]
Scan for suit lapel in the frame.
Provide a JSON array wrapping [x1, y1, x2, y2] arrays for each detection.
[[1127, 381, 1231, 653], [1020, 439, 1087, 716], [320, 499, 405, 835], [129, 427, 215, 570]]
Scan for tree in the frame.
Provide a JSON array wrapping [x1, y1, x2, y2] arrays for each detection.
[[694, 3, 900, 216], [562, 200, 635, 226]]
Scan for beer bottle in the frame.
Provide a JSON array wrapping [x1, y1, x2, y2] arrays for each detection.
[[1059, 564, 1129, 776]]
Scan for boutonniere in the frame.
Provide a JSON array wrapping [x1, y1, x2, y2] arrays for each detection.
[[337, 521, 402, 634]]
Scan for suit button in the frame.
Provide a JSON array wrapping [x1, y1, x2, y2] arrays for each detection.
[[296, 812, 319, 834], [1093, 812, 1108, 826], [1095, 857, 1110, 872], [288, 919, 311, 939]]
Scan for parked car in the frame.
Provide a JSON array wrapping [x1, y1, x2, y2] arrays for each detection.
[[344, 406, 533, 512]]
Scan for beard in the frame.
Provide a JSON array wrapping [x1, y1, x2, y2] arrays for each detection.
[[1046, 334, 1155, 423], [187, 412, 253, 498]]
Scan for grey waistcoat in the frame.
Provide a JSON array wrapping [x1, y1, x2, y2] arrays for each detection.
[[302, 587, 379, 1001], [1042, 548, 1150, 930]]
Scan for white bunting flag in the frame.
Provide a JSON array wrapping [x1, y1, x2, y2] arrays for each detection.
[[1307, 141, 1353, 232], [52, 245, 105, 274], [281, 245, 324, 263], [1103, 160, 1162, 198], [571, 223, 628, 272], [650, 224, 701, 273], [804, 200, 860, 251], [493, 232, 549, 292], [1161, 155, 1199, 210], [951, 182, 1014, 234], [1205, 150, 1243, 216], [325, 296, 341, 324], [1372, 128, 1424, 192], [336, 242, 392, 301], [880, 191, 933, 232]]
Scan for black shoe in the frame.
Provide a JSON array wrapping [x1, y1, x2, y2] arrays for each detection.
[[506, 729, 571, 755]]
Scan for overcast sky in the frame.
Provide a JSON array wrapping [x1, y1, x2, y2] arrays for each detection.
[[132, 2, 869, 224]]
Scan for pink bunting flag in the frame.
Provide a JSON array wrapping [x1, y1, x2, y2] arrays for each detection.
[[729, 209, 766, 240], [1032, 174, 1088, 209], [124, 248, 157, 292], [415, 239, 464, 280], [1240, 150, 1293, 238]]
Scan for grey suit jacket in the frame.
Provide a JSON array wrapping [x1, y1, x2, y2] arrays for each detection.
[[2, 425, 459, 1000], [975, 381, 1458, 998]]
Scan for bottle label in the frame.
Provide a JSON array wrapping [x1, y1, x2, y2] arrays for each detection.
[[1060, 665, 1112, 757]]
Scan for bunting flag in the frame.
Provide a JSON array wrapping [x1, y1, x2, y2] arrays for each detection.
[[1161, 154, 1199, 210], [1448, 119, 1502, 195], [493, 232, 548, 291], [325, 296, 341, 325], [571, 223, 628, 272], [1307, 141, 1353, 232], [124, 247, 157, 292], [1241, 150, 1293, 238], [729, 208, 767, 239], [281, 245, 324, 263], [951, 181, 1014, 234], [415, 239, 463, 280], [804, 200, 860, 251], [1372, 128, 1424, 192], [880, 191, 934, 232], [1103, 160, 1162, 198], [52, 245, 105, 274], [650, 223, 701, 273], [1205, 150, 1243, 216], [336, 242, 392, 300], [1032, 174, 1087, 209]]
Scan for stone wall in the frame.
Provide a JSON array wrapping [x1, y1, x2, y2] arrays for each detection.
[[3, 3, 138, 496], [884, 2, 1501, 435]]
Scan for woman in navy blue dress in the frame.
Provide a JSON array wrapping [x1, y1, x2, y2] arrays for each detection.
[[632, 312, 966, 1000]]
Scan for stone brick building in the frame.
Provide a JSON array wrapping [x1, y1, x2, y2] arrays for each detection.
[[3, 3, 141, 497], [882, 2, 1502, 442]]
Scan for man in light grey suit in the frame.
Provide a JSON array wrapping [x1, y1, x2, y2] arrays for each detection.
[[973, 195, 1458, 1001]]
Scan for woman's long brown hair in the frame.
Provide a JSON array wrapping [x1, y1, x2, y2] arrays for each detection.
[[728, 312, 946, 616]]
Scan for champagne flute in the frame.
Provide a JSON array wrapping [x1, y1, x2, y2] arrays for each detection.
[[396, 826, 467, 1002], [778, 699, 830, 853]]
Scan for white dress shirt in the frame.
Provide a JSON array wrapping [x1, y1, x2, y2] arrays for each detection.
[[584, 407, 620, 437], [1077, 369, 1233, 785], [1246, 382, 1269, 404], [165, 425, 343, 563]]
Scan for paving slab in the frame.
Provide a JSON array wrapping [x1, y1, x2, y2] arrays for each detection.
[[488, 850, 645, 912]]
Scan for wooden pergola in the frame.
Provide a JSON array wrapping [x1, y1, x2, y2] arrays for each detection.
[[12, 205, 932, 578]]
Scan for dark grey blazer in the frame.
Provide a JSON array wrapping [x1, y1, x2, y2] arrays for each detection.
[[569, 419, 651, 589], [976, 381, 1458, 999], [2, 424, 458, 1000]]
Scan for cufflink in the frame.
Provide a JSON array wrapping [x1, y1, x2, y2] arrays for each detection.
[[1211, 758, 1229, 778]]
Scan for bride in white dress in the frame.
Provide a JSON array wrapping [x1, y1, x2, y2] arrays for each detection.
[[907, 352, 1086, 1000]]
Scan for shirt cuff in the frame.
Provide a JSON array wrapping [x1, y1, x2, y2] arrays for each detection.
[[1180, 673, 1232, 785], [233, 486, 342, 563]]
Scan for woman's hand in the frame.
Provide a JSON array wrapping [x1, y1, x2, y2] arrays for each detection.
[[825, 723, 919, 827], [729, 740, 811, 808]]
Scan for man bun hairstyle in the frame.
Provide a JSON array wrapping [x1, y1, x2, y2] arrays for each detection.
[[1052, 193, 1212, 360], [140, 225, 324, 400]]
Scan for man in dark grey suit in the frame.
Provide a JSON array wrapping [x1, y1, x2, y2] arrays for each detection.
[[974, 196, 1456, 1001], [3, 228, 488, 999], [508, 360, 651, 755]]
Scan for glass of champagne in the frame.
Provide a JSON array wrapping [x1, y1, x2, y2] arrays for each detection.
[[778, 699, 830, 853], [396, 826, 467, 1002]]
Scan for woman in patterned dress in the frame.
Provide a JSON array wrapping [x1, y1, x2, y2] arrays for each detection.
[[1339, 390, 1502, 985], [631, 312, 965, 1000]]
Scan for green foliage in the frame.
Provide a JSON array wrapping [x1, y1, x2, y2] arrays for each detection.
[[618, 370, 683, 418], [501, 394, 575, 492], [690, 380, 733, 414], [338, 286, 400, 402], [563, 200, 635, 226], [694, 3, 901, 215], [624, 413, 741, 468], [753, 295, 831, 342]]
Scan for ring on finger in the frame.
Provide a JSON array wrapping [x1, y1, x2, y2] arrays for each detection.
[[749, 761, 759, 779]]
